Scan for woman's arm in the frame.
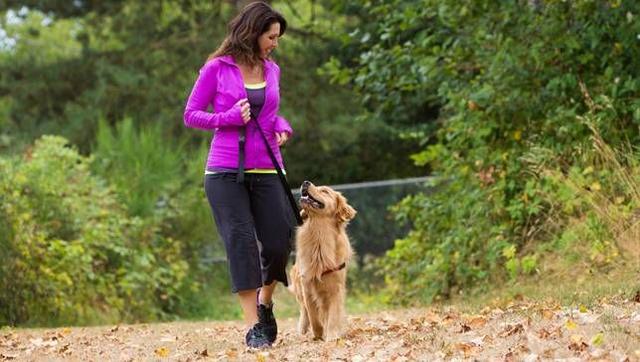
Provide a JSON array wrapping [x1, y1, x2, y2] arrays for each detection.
[[183, 61, 245, 130], [272, 63, 293, 137], [274, 115, 293, 136]]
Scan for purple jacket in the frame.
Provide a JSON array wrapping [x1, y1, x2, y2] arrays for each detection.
[[183, 55, 293, 170]]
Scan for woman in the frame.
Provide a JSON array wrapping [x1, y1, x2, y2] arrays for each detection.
[[183, 2, 293, 349]]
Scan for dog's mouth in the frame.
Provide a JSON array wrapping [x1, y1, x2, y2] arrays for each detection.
[[300, 182, 325, 209]]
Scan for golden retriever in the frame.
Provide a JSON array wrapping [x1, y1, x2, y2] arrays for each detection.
[[289, 180, 356, 341]]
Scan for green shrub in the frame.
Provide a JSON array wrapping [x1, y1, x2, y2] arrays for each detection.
[[330, 0, 640, 302], [0, 135, 190, 326], [92, 118, 233, 320]]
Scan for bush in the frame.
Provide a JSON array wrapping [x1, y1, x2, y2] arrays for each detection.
[[0, 135, 190, 326], [329, 0, 640, 302]]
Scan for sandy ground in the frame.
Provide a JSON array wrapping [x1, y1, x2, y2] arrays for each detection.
[[1, 296, 639, 361]]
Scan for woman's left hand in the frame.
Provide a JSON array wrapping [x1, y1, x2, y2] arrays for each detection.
[[276, 132, 289, 146]]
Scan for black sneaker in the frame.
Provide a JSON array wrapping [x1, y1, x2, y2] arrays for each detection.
[[245, 323, 271, 348], [257, 303, 277, 344]]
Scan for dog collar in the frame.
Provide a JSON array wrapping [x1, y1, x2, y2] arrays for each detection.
[[321, 262, 346, 277]]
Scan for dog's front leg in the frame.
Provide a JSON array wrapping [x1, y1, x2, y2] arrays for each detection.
[[323, 288, 346, 341], [307, 303, 324, 340], [302, 288, 324, 340]]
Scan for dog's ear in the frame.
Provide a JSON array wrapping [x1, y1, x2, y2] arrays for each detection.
[[336, 193, 356, 223]]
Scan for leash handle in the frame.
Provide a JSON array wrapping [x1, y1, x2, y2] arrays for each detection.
[[253, 119, 303, 226]]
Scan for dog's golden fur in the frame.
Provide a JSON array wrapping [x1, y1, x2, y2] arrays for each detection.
[[289, 181, 356, 341]]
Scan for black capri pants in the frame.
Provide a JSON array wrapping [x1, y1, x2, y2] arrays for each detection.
[[204, 172, 293, 293]]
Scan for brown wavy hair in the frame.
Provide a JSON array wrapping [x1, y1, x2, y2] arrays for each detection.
[[208, 2, 287, 66]]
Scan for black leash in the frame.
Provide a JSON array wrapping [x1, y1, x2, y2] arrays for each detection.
[[236, 128, 246, 183], [252, 119, 303, 226]]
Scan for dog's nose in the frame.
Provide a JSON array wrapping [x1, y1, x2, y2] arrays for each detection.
[[302, 180, 311, 187]]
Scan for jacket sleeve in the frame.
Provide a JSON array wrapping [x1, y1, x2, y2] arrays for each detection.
[[183, 61, 245, 130], [272, 63, 294, 136], [274, 115, 293, 135]]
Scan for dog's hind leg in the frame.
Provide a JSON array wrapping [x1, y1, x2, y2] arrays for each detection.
[[297, 304, 310, 335]]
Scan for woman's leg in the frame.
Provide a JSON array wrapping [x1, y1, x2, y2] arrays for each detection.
[[204, 174, 266, 345], [238, 289, 259, 326], [259, 281, 276, 305], [250, 174, 293, 288], [249, 174, 293, 344]]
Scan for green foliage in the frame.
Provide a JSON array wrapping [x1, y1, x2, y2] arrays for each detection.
[[93, 118, 183, 218], [536, 113, 640, 268], [0, 136, 191, 326], [92, 118, 231, 320], [4, 0, 414, 325], [329, 0, 640, 302], [1, 0, 424, 185]]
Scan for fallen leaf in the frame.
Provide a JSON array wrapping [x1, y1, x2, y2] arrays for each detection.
[[565, 319, 577, 330], [541, 309, 555, 320], [538, 328, 551, 339], [458, 323, 471, 333], [570, 334, 584, 344], [255, 351, 269, 362], [469, 336, 487, 346], [58, 343, 70, 354], [633, 290, 640, 303], [453, 342, 480, 358], [499, 323, 524, 337], [568, 341, 588, 352], [225, 348, 238, 359], [30, 337, 57, 348], [591, 332, 604, 347], [482, 334, 494, 343], [579, 304, 588, 313], [504, 350, 516, 362], [154, 347, 170, 358], [542, 348, 556, 358], [466, 316, 488, 329]]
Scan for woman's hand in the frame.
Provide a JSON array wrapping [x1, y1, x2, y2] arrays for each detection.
[[276, 132, 289, 146], [236, 98, 251, 124]]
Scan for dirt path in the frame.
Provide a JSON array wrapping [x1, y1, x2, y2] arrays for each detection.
[[1, 296, 639, 361]]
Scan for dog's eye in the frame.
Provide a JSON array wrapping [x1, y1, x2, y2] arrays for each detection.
[[321, 189, 329, 194]]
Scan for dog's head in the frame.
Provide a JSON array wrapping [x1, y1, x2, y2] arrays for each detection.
[[299, 180, 356, 223]]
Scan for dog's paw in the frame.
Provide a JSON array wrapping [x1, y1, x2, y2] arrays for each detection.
[[323, 331, 341, 342], [297, 323, 309, 335]]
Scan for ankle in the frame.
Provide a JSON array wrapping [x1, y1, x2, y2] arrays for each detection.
[[257, 292, 272, 307]]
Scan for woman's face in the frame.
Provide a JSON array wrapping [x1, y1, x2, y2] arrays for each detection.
[[258, 22, 281, 59]]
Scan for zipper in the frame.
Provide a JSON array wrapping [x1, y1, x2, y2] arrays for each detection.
[[232, 59, 269, 170]]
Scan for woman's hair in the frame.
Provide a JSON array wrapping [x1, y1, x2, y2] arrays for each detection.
[[208, 2, 287, 66]]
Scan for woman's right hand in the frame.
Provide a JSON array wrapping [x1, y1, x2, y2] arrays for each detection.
[[236, 98, 250, 124]]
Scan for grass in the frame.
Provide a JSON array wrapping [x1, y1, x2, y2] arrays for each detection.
[[446, 259, 640, 314]]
